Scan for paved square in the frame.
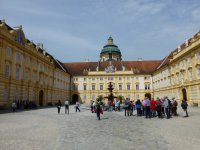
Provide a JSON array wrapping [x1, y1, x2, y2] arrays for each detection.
[[0, 106, 200, 150]]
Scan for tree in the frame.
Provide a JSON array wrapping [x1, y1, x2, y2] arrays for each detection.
[[96, 95, 104, 102], [117, 95, 125, 103]]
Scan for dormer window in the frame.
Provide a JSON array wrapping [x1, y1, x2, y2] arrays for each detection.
[[15, 30, 25, 45]]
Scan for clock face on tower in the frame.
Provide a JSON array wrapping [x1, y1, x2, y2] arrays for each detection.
[[106, 64, 115, 73]]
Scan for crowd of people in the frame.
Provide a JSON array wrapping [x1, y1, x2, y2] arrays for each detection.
[[90, 96, 189, 120], [11, 97, 189, 121], [11, 100, 37, 112]]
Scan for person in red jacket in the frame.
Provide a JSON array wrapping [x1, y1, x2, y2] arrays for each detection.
[[150, 98, 156, 117]]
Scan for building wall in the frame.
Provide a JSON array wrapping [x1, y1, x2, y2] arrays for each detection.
[[71, 73, 153, 104], [153, 34, 200, 106], [0, 22, 70, 109]]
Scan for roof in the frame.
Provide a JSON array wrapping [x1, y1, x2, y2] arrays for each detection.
[[100, 36, 121, 55], [64, 60, 162, 76]]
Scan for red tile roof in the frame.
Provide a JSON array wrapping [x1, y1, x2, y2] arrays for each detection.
[[64, 60, 162, 76]]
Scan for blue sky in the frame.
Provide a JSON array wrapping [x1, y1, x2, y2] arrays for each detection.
[[1, 0, 200, 62]]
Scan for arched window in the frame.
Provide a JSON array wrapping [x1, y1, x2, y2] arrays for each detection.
[[5, 62, 10, 78]]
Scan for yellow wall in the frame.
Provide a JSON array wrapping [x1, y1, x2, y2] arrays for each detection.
[[0, 22, 70, 108]]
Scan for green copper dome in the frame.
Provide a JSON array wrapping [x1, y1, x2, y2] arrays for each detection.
[[100, 36, 121, 55]]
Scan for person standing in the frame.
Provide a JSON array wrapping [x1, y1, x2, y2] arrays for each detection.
[[96, 100, 101, 120], [57, 100, 62, 114], [163, 97, 170, 119], [150, 98, 156, 117], [135, 99, 142, 116], [12, 101, 17, 112], [65, 99, 69, 114], [156, 99, 162, 119], [90, 100, 94, 113], [75, 101, 80, 112], [181, 99, 188, 117], [172, 97, 178, 116], [144, 97, 151, 118]]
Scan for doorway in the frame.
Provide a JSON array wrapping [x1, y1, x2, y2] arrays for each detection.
[[72, 94, 78, 104], [182, 88, 187, 101], [145, 93, 151, 100], [39, 90, 44, 106]]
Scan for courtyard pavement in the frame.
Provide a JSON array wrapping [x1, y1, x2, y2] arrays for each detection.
[[0, 105, 200, 150]]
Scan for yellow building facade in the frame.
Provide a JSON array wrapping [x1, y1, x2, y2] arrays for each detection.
[[0, 20, 70, 109], [153, 32, 200, 106], [1, 20, 200, 108]]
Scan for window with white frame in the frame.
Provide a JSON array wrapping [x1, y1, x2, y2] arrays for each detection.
[[92, 84, 95, 90], [136, 84, 139, 90], [15, 66, 21, 80], [6, 47, 12, 59], [197, 66, 200, 79], [195, 52, 200, 60], [100, 77, 103, 80], [181, 72, 184, 84], [5, 62, 10, 78], [188, 69, 193, 81], [108, 76, 113, 80], [100, 84, 103, 90], [145, 84, 150, 90], [25, 68, 30, 81], [119, 84, 122, 90], [84, 84, 87, 90], [127, 84, 130, 90], [119, 76, 122, 80]]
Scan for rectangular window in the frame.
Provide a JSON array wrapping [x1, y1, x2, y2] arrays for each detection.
[[127, 77, 130, 80], [15, 67, 20, 80], [92, 77, 95, 81], [145, 84, 148, 90], [5, 63, 10, 78], [84, 85, 87, 91], [189, 70, 193, 81], [100, 84, 103, 90], [6, 47, 12, 58], [100, 77, 103, 80], [92, 84, 95, 90], [136, 84, 139, 90], [84, 78, 86, 81], [108, 76, 113, 80], [127, 84, 130, 90], [119, 84, 122, 90], [119, 76, 122, 80], [197, 67, 200, 79]]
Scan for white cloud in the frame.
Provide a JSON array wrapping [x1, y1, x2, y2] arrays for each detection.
[[26, 27, 100, 52]]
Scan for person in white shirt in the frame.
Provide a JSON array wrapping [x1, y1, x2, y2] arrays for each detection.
[[163, 97, 170, 119], [65, 99, 69, 114], [75, 101, 80, 112]]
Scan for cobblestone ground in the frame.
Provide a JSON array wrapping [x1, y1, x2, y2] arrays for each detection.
[[0, 106, 200, 150]]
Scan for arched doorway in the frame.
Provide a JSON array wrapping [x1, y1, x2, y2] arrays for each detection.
[[72, 94, 78, 104], [182, 88, 187, 101], [39, 90, 44, 106], [145, 93, 151, 100]]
